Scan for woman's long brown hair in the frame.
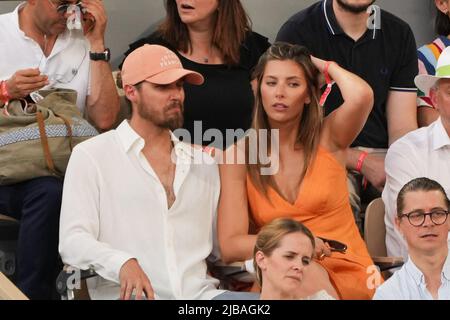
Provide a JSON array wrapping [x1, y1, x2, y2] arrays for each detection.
[[247, 43, 323, 200], [159, 0, 251, 66]]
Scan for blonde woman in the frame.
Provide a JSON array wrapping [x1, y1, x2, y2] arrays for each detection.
[[254, 218, 335, 300], [218, 43, 379, 300]]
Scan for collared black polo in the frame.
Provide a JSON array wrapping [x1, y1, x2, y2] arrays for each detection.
[[276, 0, 418, 148]]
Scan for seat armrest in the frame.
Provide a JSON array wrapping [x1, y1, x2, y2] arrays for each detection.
[[207, 261, 254, 284], [372, 256, 404, 272], [0, 271, 28, 300], [56, 266, 98, 299], [0, 215, 18, 223], [209, 261, 246, 277]]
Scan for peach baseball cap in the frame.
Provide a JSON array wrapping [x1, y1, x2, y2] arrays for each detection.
[[121, 44, 204, 86]]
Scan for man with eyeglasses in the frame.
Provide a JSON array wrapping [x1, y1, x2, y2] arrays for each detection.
[[0, 0, 119, 300], [382, 46, 450, 263], [0, 0, 118, 124], [374, 177, 450, 300]]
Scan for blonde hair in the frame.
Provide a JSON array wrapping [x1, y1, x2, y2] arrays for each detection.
[[247, 42, 323, 199], [253, 218, 315, 287]]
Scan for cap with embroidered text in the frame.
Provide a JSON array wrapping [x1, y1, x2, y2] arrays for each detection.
[[121, 44, 204, 86]]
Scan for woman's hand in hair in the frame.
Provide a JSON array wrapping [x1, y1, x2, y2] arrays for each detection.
[[310, 56, 327, 87]]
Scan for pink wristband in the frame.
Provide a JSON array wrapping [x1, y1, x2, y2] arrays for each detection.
[[323, 61, 334, 84], [319, 61, 336, 107], [356, 151, 369, 173]]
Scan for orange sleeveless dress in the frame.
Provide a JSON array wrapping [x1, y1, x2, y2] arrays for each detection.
[[247, 147, 378, 300]]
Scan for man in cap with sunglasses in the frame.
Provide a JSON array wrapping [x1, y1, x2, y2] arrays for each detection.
[[0, 0, 118, 299], [0, 0, 118, 121], [375, 178, 450, 300], [382, 46, 450, 263], [59, 45, 259, 300]]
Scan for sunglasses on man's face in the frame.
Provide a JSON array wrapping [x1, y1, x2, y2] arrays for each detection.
[[50, 1, 85, 14]]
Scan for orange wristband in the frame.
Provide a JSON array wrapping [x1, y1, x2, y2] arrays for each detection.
[[0, 80, 11, 105], [356, 151, 368, 173]]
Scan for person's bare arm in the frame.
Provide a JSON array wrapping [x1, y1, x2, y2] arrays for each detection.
[[386, 91, 417, 145], [313, 57, 373, 154], [347, 149, 386, 192], [83, 0, 119, 130], [418, 107, 439, 127], [345, 91, 417, 192], [218, 144, 257, 264]]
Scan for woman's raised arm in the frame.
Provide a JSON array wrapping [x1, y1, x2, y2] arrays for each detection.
[[312, 56, 374, 152]]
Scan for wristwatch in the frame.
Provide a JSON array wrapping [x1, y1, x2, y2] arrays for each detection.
[[89, 48, 111, 62]]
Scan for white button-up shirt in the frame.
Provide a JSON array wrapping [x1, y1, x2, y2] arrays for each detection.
[[0, 3, 90, 110], [373, 251, 450, 300], [59, 121, 224, 300], [382, 118, 450, 260]]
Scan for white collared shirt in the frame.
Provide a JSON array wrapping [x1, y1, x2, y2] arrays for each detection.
[[373, 251, 450, 300], [0, 3, 90, 110], [59, 121, 224, 300], [382, 118, 450, 260]]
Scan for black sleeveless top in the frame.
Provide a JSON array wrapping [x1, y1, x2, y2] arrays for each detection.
[[122, 31, 270, 149]]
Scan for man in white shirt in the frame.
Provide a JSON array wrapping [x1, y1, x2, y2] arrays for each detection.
[[0, 1, 119, 125], [382, 46, 450, 261], [0, 0, 118, 299], [374, 178, 450, 300], [59, 44, 258, 300]]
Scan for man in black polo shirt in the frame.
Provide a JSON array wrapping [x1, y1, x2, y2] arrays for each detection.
[[276, 0, 418, 230]]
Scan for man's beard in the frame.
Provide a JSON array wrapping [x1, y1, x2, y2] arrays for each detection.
[[138, 101, 184, 131], [336, 0, 376, 14]]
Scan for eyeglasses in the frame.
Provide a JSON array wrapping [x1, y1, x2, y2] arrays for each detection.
[[48, 0, 84, 14], [399, 209, 449, 227], [50, 45, 87, 85], [37, 40, 87, 86]]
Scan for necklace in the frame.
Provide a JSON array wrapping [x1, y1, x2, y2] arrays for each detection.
[[37, 34, 48, 69], [202, 44, 215, 64]]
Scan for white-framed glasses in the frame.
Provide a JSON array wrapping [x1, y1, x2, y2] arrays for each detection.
[[50, 45, 87, 86], [37, 39, 88, 86]]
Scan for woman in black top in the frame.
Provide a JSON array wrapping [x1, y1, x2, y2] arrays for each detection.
[[123, 0, 270, 149]]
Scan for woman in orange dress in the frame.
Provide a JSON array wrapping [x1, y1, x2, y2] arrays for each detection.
[[218, 43, 379, 299]]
